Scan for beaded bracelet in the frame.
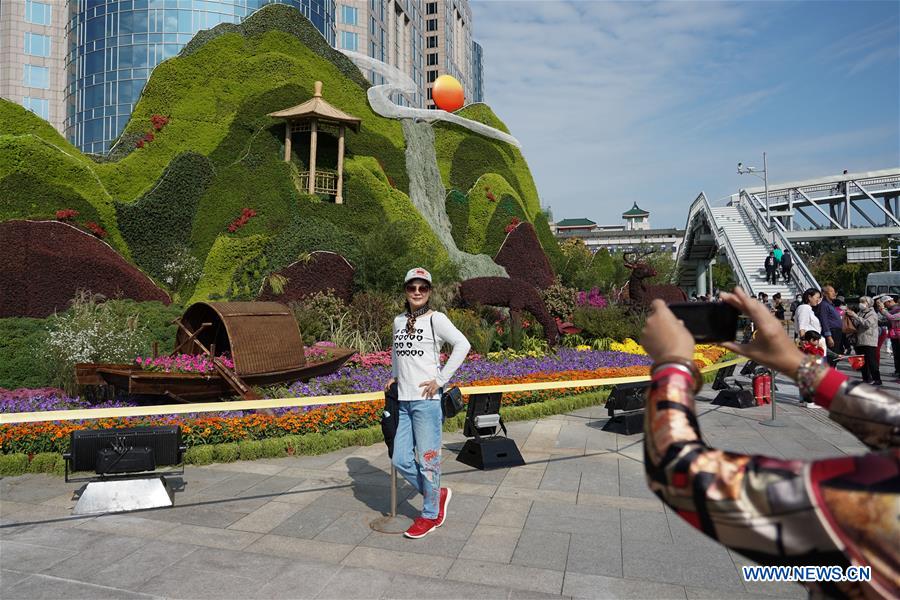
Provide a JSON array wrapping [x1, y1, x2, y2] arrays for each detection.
[[796, 354, 829, 401]]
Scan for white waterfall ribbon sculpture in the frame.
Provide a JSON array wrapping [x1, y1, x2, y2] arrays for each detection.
[[340, 50, 521, 149]]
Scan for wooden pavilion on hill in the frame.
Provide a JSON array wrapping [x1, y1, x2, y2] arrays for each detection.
[[268, 81, 361, 204]]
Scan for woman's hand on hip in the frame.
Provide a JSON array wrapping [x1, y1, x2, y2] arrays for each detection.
[[384, 377, 395, 392], [419, 379, 439, 398]]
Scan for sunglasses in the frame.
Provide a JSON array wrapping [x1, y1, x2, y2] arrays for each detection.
[[405, 284, 431, 293]]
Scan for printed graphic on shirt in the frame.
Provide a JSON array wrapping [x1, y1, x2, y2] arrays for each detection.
[[394, 327, 427, 357]]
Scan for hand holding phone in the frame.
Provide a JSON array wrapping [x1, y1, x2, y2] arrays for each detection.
[[668, 302, 741, 343]]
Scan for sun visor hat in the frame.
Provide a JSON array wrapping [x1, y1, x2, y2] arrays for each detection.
[[404, 267, 432, 284]]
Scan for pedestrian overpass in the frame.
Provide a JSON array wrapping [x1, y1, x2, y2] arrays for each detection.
[[676, 167, 900, 299]]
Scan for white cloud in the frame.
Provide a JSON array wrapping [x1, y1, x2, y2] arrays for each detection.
[[470, 0, 900, 227]]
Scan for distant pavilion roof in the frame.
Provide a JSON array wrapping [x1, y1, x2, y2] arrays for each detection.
[[622, 202, 649, 217], [267, 81, 361, 132], [556, 218, 596, 227]]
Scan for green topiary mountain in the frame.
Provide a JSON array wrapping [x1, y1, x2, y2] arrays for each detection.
[[0, 3, 559, 306]]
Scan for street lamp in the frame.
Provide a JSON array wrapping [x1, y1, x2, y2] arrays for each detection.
[[737, 152, 771, 242]]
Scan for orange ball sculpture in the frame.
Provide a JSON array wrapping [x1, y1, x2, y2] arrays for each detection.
[[432, 75, 465, 112]]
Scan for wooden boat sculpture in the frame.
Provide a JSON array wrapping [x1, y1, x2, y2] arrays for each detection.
[[75, 301, 356, 402]]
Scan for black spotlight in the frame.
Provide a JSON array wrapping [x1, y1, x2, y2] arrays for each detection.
[[456, 392, 525, 470], [64, 426, 185, 515], [602, 381, 650, 435], [711, 364, 737, 391]]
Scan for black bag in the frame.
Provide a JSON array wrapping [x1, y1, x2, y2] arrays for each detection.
[[429, 315, 465, 419], [381, 382, 400, 458], [441, 386, 464, 419]]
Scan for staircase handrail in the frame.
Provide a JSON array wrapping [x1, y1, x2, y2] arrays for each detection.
[[734, 192, 820, 292]]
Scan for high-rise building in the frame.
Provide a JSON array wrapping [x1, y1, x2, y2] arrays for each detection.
[[0, 0, 67, 132], [335, 0, 426, 107], [471, 38, 482, 103], [64, 0, 336, 154], [3, 0, 483, 153]]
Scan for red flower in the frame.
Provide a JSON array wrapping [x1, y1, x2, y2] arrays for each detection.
[[150, 114, 169, 130], [55, 209, 78, 221], [135, 139, 144, 148], [227, 207, 257, 232], [143, 131, 155, 142], [84, 221, 108, 238], [486, 191, 497, 202], [505, 217, 521, 233]]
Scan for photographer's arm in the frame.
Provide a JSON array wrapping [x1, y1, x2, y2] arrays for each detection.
[[641, 296, 836, 559]]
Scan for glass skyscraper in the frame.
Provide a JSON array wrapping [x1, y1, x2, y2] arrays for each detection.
[[66, 0, 336, 154]]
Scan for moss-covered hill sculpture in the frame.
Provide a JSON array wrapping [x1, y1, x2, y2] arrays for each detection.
[[0, 4, 559, 314]]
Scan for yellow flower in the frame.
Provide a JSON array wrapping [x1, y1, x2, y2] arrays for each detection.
[[575, 345, 591, 351]]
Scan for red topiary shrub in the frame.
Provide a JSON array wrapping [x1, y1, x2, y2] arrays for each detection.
[[257, 251, 355, 304], [494, 222, 555, 290], [459, 276, 558, 346], [0, 220, 170, 318]]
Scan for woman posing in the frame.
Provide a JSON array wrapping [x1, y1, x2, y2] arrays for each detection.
[[384, 267, 471, 539]]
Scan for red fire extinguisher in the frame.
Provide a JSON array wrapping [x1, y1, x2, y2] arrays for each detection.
[[752, 370, 772, 405]]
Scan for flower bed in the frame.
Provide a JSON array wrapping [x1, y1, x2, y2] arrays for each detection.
[[0, 346, 732, 457]]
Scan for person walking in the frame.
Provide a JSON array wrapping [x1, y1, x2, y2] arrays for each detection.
[[780, 249, 793, 283], [878, 296, 900, 377], [772, 244, 783, 268], [844, 297, 882, 386], [384, 267, 471, 539], [817, 286, 844, 366], [764, 252, 777, 285]]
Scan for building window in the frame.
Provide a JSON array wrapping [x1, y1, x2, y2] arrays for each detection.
[[427, 35, 437, 48], [426, 18, 437, 31], [23, 64, 50, 89], [341, 31, 359, 51], [341, 5, 358, 25], [426, 53, 438, 66], [426, 2, 437, 14], [24, 32, 51, 57], [427, 70, 438, 82], [23, 96, 49, 120], [427, 88, 433, 99], [25, 0, 51, 25], [371, 16, 376, 35]]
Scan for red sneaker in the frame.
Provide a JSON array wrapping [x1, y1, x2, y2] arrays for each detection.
[[404, 517, 439, 539], [436, 487, 452, 527]]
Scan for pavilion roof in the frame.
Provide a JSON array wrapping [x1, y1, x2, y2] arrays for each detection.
[[267, 81, 361, 132]]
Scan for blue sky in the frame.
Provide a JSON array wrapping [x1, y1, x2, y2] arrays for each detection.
[[469, 0, 900, 228]]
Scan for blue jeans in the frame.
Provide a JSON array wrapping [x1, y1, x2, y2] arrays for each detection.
[[392, 399, 442, 519]]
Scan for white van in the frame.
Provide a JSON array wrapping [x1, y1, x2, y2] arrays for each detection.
[[865, 271, 900, 297]]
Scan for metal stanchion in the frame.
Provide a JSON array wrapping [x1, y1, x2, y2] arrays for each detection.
[[369, 463, 412, 533], [761, 370, 786, 427]]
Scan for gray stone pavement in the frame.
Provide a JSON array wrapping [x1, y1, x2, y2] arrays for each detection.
[[2, 355, 891, 600]]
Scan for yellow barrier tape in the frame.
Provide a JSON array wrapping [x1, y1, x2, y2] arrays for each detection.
[[0, 358, 746, 425]]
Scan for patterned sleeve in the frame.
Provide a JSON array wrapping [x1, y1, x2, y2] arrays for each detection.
[[643, 370, 838, 561]]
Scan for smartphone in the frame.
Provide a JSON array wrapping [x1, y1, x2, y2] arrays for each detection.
[[668, 302, 740, 343]]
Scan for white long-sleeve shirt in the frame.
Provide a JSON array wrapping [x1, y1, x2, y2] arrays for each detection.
[[391, 311, 470, 401], [795, 303, 821, 334]]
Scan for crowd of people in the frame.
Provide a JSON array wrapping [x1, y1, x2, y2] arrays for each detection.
[[760, 286, 900, 386]]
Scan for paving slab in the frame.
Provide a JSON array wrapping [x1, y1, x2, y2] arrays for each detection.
[[0, 367, 875, 600]]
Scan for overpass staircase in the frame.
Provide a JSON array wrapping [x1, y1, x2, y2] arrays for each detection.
[[678, 193, 820, 299]]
